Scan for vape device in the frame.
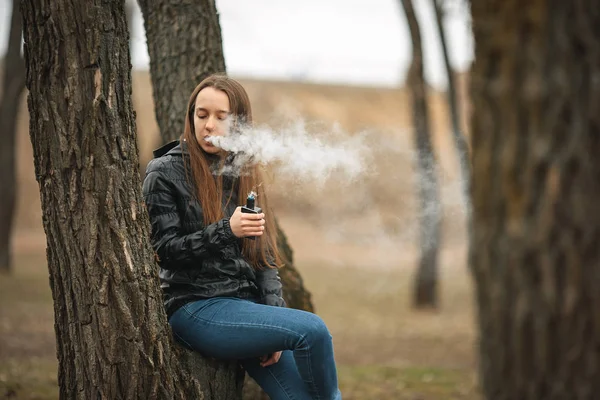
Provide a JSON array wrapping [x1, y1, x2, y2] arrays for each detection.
[[241, 191, 262, 240]]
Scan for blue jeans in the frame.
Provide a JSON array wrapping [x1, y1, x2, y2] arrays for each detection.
[[168, 297, 342, 400]]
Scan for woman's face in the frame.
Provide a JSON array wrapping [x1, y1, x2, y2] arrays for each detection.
[[193, 87, 231, 155]]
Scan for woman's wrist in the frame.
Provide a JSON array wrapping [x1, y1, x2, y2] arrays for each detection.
[[221, 218, 238, 243]]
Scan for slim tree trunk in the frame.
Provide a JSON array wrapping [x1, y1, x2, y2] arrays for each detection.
[[126, 0, 136, 52], [400, 0, 442, 309], [470, 1, 600, 398], [0, 0, 26, 273], [21, 0, 242, 397], [137, 0, 226, 144], [432, 0, 471, 218]]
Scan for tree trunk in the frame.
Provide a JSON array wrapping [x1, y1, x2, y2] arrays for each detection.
[[0, 0, 26, 273], [276, 218, 314, 311], [126, 0, 136, 52], [470, 1, 600, 398], [400, 0, 442, 309], [21, 0, 243, 398], [137, 0, 226, 144], [137, 1, 314, 397], [432, 0, 471, 219]]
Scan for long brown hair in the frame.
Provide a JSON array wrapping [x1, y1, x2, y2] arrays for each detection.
[[182, 74, 281, 270]]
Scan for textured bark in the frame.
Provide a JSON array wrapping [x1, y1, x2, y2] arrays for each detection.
[[137, 2, 314, 397], [432, 0, 471, 220], [137, 0, 226, 143], [0, 0, 26, 273], [126, 0, 135, 51], [21, 0, 243, 397], [400, 0, 442, 309], [470, 1, 600, 398]]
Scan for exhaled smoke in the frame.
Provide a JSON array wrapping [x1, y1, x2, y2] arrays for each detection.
[[205, 117, 470, 260], [206, 120, 369, 186]]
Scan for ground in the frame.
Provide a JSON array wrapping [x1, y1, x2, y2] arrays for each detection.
[[0, 73, 480, 399]]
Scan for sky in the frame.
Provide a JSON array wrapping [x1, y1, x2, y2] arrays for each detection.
[[0, 0, 473, 90]]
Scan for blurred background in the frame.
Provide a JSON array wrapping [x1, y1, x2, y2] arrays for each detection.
[[0, 0, 478, 398]]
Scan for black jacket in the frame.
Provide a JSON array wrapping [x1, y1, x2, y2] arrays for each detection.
[[142, 140, 285, 318]]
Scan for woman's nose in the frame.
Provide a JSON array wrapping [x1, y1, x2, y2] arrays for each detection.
[[205, 116, 215, 131]]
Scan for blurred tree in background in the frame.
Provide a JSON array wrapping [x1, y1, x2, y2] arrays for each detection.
[[432, 0, 470, 216], [470, 1, 600, 398], [0, 0, 25, 274], [399, 0, 443, 309]]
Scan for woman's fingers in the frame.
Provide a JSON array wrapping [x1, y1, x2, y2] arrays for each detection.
[[231, 210, 266, 238], [241, 215, 264, 224], [260, 351, 282, 367], [241, 212, 265, 236], [241, 220, 265, 227], [242, 213, 264, 220]]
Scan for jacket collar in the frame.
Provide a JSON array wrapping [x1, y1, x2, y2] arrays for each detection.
[[152, 140, 181, 158], [152, 139, 221, 165]]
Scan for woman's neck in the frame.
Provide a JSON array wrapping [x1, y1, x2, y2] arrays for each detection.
[[205, 152, 221, 165]]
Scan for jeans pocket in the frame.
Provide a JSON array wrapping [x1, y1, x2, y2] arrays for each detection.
[[182, 297, 234, 323]]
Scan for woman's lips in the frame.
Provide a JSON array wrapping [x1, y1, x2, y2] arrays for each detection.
[[203, 136, 214, 146]]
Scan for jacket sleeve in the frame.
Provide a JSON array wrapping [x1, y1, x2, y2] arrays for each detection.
[[255, 261, 286, 307], [142, 163, 238, 270]]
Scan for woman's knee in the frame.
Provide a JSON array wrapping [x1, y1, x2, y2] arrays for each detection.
[[302, 313, 332, 344]]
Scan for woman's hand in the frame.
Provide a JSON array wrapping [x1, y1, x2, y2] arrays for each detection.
[[229, 206, 265, 238], [260, 351, 282, 367]]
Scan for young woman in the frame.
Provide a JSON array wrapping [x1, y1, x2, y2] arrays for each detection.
[[142, 74, 342, 400]]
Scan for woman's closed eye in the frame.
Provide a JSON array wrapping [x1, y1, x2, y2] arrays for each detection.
[[197, 114, 228, 121]]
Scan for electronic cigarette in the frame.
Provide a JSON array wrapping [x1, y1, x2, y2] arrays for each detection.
[[241, 191, 262, 240]]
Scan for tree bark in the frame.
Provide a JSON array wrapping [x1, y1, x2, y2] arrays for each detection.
[[276, 218, 314, 311], [137, 0, 226, 143], [21, 0, 243, 397], [126, 0, 136, 52], [0, 0, 26, 273], [400, 0, 443, 309], [470, 1, 600, 398], [137, 1, 314, 397], [432, 0, 471, 220]]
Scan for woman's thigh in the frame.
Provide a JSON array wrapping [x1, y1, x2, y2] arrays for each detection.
[[168, 297, 329, 360]]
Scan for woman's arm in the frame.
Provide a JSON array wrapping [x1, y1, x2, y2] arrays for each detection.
[[142, 164, 238, 270], [255, 263, 286, 307]]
